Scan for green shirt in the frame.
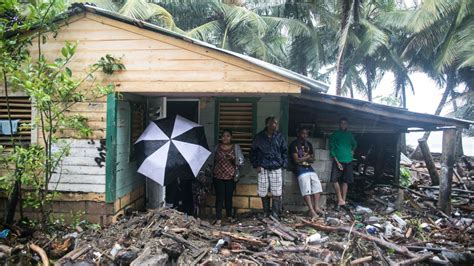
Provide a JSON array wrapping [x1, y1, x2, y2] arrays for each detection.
[[329, 130, 357, 163]]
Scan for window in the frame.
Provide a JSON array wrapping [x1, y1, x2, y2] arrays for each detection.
[[217, 100, 256, 155], [0, 96, 32, 150]]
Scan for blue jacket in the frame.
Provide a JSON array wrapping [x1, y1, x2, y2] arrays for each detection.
[[250, 130, 288, 170]]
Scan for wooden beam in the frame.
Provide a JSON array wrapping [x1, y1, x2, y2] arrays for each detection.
[[438, 129, 456, 213], [114, 81, 299, 94], [418, 138, 440, 185]]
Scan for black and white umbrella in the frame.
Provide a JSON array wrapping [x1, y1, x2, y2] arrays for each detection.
[[134, 115, 211, 186]]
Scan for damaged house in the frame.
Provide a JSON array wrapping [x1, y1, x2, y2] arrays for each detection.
[[0, 4, 471, 225]]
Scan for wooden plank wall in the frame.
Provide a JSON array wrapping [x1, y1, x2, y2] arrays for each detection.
[[50, 139, 106, 193], [30, 15, 299, 94]]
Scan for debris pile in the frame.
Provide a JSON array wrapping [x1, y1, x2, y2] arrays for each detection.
[[0, 156, 472, 265]]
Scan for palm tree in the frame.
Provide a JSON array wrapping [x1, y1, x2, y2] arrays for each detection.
[[382, 0, 474, 157], [334, 0, 401, 100], [71, 0, 179, 30]]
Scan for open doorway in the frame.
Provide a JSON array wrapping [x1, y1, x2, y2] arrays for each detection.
[[166, 99, 199, 123]]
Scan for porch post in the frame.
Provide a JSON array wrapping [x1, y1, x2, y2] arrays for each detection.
[[394, 134, 403, 210], [438, 128, 456, 213]]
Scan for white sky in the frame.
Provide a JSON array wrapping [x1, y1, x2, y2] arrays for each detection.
[[327, 72, 473, 156]]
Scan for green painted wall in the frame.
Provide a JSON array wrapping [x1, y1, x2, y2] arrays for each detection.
[[105, 93, 117, 202], [115, 97, 145, 199]]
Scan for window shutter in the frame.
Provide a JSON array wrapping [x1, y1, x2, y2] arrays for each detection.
[[0, 96, 32, 149], [217, 102, 254, 155]]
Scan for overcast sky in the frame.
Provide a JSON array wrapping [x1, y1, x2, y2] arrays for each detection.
[[327, 72, 473, 156]]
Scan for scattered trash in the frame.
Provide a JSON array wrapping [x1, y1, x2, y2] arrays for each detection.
[[0, 230, 9, 239], [306, 233, 328, 244], [211, 239, 226, 254], [420, 223, 430, 232], [366, 216, 382, 223], [355, 206, 373, 214], [110, 243, 123, 258], [326, 217, 341, 226], [365, 225, 377, 235], [384, 221, 394, 237], [391, 214, 407, 228]]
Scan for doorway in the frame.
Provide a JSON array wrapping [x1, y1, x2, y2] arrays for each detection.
[[166, 99, 199, 123]]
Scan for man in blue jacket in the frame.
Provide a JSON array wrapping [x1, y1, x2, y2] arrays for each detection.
[[250, 116, 288, 219]]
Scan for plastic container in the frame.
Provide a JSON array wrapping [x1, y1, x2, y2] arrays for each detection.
[[306, 233, 329, 244], [355, 206, 373, 214]]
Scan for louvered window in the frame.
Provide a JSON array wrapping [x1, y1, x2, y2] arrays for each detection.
[[0, 96, 32, 150], [217, 101, 256, 155]]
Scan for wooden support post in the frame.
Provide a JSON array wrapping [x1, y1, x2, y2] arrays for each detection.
[[438, 129, 456, 214], [418, 138, 440, 185], [395, 134, 403, 210]]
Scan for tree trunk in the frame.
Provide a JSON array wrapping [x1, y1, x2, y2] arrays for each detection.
[[418, 138, 440, 185], [410, 72, 454, 159], [2, 70, 21, 225], [451, 98, 464, 160], [335, 0, 352, 95], [366, 63, 372, 101]]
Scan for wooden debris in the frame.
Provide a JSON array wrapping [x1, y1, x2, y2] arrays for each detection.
[[391, 252, 433, 266], [219, 231, 267, 247], [29, 243, 49, 266], [350, 255, 373, 265], [300, 219, 418, 258]]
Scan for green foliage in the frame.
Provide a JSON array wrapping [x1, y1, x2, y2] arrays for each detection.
[[94, 54, 126, 75], [0, 0, 124, 226], [400, 166, 412, 187]]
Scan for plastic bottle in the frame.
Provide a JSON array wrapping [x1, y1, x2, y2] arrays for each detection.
[[211, 239, 226, 253]]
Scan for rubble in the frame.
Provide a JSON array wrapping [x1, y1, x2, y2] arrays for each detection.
[[0, 157, 472, 265]]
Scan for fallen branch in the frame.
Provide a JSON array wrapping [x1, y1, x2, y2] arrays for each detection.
[[162, 231, 199, 250], [220, 231, 267, 247], [390, 252, 433, 266], [239, 254, 262, 265], [372, 242, 389, 266], [350, 255, 373, 265], [388, 184, 436, 201], [418, 186, 474, 194], [190, 249, 208, 265], [273, 246, 321, 256], [268, 225, 295, 242], [300, 219, 417, 258], [30, 243, 49, 266]]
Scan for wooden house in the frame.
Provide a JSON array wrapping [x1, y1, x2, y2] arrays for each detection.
[[0, 5, 471, 224]]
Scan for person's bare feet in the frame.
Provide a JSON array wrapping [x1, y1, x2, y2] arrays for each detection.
[[314, 208, 325, 215], [337, 200, 346, 206]]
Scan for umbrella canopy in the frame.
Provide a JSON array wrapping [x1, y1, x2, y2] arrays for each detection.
[[134, 115, 211, 186]]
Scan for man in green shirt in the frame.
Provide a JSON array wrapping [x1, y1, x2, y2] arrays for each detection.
[[329, 117, 357, 209]]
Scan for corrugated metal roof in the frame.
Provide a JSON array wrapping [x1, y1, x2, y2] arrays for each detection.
[[69, 4, 329, 93], [295, 91, 473, 129]]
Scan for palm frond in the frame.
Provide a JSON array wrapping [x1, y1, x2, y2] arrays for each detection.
[[68, 0, 120, 11], [186, 20, 223, 43]]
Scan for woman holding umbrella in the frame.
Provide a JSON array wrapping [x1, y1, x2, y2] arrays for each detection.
[[210, 129, 244, 226]]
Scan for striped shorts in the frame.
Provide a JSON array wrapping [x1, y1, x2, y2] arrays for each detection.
[[257, 168, 283, 197]]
